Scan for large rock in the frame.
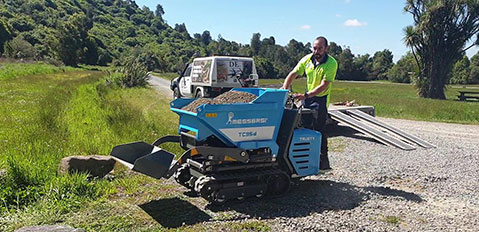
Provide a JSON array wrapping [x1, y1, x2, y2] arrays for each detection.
[[58, 155, 115, 178], [15, 225, 85, 232]]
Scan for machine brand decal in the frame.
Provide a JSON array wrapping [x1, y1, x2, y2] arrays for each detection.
[[226, 112, 268, 125], [299, 136, 315, 141], [219, 126, 275, 142]]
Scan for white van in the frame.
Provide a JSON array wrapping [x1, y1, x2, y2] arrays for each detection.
[[170, 56, 259, 98]]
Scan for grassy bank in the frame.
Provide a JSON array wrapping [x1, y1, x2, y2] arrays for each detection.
[[0, 67, 272, 231], [0, 69, 179, 230], [0, 62, 77, 81], [259, 79, 479, 124]]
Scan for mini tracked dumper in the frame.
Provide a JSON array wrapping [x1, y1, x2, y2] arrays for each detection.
[[111, 88, 322, 203]]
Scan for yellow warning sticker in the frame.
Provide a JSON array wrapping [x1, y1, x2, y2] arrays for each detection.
[[205, 113, 217, 118]]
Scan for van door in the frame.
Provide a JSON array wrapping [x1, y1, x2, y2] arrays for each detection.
[[179, 65, 192, 97]]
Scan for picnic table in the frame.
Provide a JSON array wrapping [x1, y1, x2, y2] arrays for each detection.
[[457, 91, 479, 101]]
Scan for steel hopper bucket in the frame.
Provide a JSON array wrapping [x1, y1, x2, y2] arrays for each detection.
[[110, 141, 175, 179]]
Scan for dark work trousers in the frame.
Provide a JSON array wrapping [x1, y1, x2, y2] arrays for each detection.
[[302, 95, 328, 160]]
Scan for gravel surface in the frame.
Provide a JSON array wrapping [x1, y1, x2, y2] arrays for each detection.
[[181, 118, 478, 231], [148, 76, 478, 230], [264, 118, 479, 231], [148, 74, 173, 97]]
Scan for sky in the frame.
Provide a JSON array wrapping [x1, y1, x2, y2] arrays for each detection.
[[135, 0, 478, 62]]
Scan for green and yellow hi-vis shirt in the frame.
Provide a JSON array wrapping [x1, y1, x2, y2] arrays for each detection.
[[293, 53, 338, 107]]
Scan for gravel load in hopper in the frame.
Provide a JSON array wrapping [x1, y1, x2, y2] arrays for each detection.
[[181, 91, 257, 113]]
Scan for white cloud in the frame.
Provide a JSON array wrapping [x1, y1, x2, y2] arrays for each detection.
[[300, 25, 311, 30], [344, 19, 367, 27]]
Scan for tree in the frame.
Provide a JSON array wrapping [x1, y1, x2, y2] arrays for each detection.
[[353, 54, 373, 81], [328, 42, 342, 59], [254, 56, 278, 78], [371, 49, 393, 80], [337, 48, 355, 80], [155, 4, 164, 18], [261, 36, 275, 46], [387, 52, 419, 83], [451, 55, 471, 84], [201, 30, 211, 46], [250, 33, 261, 55], [468, 52, 479, 84], [0, 19, 12, 54], [174, 23, 187, 33], [57, 13, 94, 66], [404, 0, 479, 99]]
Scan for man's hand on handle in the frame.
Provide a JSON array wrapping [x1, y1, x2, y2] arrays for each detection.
[[293, 93, 307, 100]]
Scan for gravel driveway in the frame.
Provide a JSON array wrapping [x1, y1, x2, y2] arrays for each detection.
[[149, 76, 478, 231], [265, 118, 479, 231], [177, 118, 477, 231], [148, 74, 173, 98]]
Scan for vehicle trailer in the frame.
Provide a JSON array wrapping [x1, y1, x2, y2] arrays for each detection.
[[111, 88, 322, 203]]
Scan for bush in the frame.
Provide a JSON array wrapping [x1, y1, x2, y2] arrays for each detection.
[[108, 57, 149, 88], [3, 37, 36, 59]]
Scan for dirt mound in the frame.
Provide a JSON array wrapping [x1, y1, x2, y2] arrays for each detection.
[[181, 90, 257, 113]]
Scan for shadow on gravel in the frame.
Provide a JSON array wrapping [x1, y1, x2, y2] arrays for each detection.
[[207, 179, 423, 219], [364, 186, 423, 202], [325, 124, 380, 144], [139, 197, 211, 228]]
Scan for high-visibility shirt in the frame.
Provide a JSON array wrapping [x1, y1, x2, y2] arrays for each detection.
[[293, 53, 338, 106]]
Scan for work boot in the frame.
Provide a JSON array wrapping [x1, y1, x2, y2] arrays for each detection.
[[319, 154, 332, 171]]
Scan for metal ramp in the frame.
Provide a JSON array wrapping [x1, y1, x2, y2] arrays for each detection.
[[328, 109, 435, 150]]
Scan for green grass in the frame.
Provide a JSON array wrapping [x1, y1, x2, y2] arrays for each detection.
[[225, 220, 271, 231], [0, 62, 77, 81], [382, 215, 401, 225], [1, 66, 270, 231], [151, 72, 178, 80], [260, 79, 479, 124], [0, 68, 183, 231]]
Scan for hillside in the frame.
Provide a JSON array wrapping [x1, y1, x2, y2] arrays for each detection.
[[0, 0, 315, 78], [3, 0, 479, 83]]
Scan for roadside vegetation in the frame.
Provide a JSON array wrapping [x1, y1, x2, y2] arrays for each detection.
[[152, 72, 177, 80], [0, 61, 77, 80], [0, 63, 273, 231]]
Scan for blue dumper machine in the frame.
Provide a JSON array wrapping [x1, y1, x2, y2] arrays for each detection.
[[111, 88, 322, 203]]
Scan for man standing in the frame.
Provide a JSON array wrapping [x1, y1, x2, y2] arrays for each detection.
[[281, 36, 338, 171]]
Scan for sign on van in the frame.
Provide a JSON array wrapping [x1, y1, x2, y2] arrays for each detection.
[[192, 60, 212, 83], [217, 60, 253, 83], [190, 57, 255, 85]]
